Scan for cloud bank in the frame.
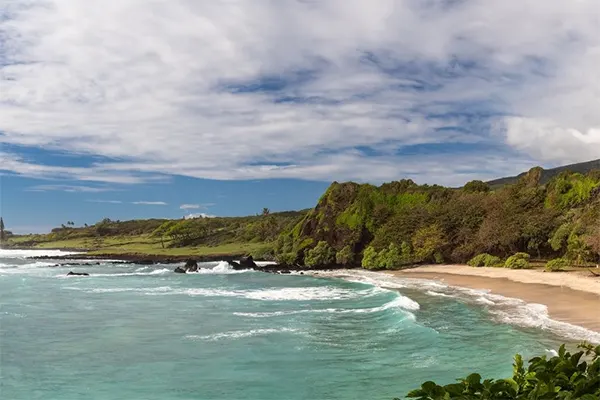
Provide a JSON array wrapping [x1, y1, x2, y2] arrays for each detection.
[[1, 0, 599, 186]]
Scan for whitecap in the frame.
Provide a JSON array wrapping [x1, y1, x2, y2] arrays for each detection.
[[192, 261, 252, 275], [185, 327, 299, 341], [232, 293, 419, 318], [0, 249, 81, 258], [88, 268, 171, 277]]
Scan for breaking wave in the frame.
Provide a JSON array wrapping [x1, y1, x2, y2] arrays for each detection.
[[185, 327, 301, 341], [312, 269, 600, 343]]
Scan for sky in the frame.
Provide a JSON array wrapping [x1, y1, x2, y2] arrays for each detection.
[[1, 0, 600, 233]]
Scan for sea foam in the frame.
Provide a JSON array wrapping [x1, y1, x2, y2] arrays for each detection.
[[314, 269, 600, 344]]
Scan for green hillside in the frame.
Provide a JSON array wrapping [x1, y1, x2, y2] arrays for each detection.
[[275, 167, 600, 268], [6, 210, 307, 259]]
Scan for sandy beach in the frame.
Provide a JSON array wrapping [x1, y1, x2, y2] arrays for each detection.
[[392, 265, 600, 334]]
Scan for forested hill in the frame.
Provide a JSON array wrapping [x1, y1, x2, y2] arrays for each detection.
[[487, 159, 600, 189], [274, 167, 600, 268]]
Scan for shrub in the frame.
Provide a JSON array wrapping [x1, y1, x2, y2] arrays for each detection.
[[400, 241, 413, 265], [412, 224, 448, 263], [275, 252, 297, 265], [250, 244, 275, 261], [304, 241, 335, 267], [361, 246, 379, 270], [545, 258, 569, 272], [504, 252, 531, 269], [468, 253, 503, 268], [335, 245, 355, 265], [378, 243, 402, 270], [406, 342, 600, 399], [566, 232, 593, 265]]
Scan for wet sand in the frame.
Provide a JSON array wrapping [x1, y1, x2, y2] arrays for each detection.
[[391, 266, 600, 334]]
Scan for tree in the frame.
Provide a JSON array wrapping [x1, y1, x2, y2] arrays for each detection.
[[361, 246, 379, 269], [412, 224, 448, 263], [463, 180, 490, 193], [335, 245, 355, 265], [0, 217, 5, 242], [584, 226, 600, 262], [261, 208, 270, 216], [566, 232, 592, 265], [304, 241, 335, 267], [378, 243, 402, 269]]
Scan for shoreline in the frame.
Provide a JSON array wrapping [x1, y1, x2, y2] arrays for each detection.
[[391, 265, 600, 336]]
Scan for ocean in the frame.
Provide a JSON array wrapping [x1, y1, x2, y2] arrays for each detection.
[[1, 249, 598, 400]]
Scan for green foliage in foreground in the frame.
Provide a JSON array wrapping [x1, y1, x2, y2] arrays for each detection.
[[403, 343, 600, 400], [467, 253, 503, 268], [504, 253, 531, 269]]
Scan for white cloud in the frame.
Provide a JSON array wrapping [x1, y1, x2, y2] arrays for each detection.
[[180, 204, 200, 210], [26, 184, 115, 193], [184, 213, 216, 219], [132, 201, 167, 206], [0, 0, 599, 184], [0, 152, 163, 184], [87, 199, 122, 204]]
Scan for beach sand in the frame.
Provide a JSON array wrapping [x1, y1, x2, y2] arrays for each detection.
[[391, 265, 600, 334]]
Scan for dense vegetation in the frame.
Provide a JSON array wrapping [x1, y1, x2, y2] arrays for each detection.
[[275, 167, 600, 268], [403, 342, 600, 399], [6, 164, 600, 266]]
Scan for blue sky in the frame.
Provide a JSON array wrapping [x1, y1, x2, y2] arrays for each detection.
[[1, 0, 600, 233]]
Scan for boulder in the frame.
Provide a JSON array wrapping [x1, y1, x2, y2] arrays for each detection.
[[184, 259, 198, 272], [239, 256, 258, 269], [174, 266, 187, 274], [228, 261, 245, 270], [66, 271, 89, 276]]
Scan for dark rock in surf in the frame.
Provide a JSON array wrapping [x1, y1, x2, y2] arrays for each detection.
[[228, 260, 246, 270], [184, 259, 198, 272], [239, 256, 258, 269], [174, 266, 187, 274], [66, 271, 89, 276]]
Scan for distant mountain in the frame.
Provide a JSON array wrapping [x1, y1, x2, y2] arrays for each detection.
[[486, 159, 600, 188]]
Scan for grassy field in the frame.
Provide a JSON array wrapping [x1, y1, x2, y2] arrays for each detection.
[[6, 234, 269, 257]]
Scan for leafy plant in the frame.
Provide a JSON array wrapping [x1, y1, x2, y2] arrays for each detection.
[[412, 224, 448, 263], [335, 245, 355, 265], [467, 253, 503, 268], [304, 241, 335, 267], [361, 246, 380, 270], [566, 233, 593, 265], [545, 258, 569, 272], [403, 342, 600, 400], [504, 252, 531, 269]]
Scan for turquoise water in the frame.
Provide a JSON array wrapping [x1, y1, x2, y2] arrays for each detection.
[[0, 250, 588, 400]]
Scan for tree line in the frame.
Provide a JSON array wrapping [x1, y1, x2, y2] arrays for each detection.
[[275, 167, 600, 268]]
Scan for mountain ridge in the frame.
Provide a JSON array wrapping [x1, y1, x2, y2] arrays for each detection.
[[487, 159, 600, 188]]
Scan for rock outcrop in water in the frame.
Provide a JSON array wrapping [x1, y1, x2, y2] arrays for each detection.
[[66, 271, 89, 276], [185, 259, 198, 272], [173, 259, 199, 273], [239, 256, 258, 269]]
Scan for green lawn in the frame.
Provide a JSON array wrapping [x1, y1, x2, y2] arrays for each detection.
[[7, 234, 268, 257]]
